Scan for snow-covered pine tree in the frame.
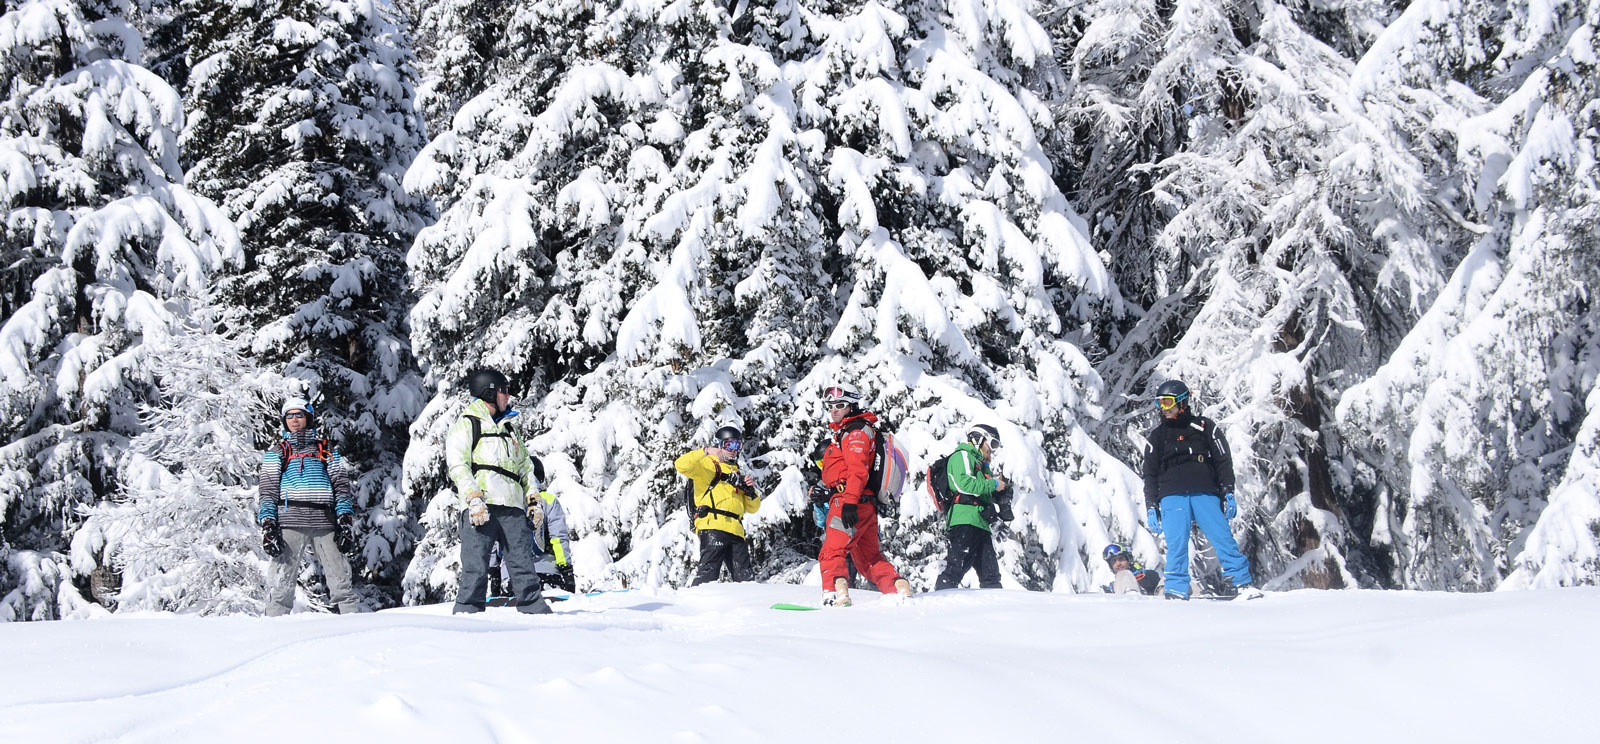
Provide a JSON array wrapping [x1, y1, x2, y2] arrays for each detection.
[[0, 0, 239, 620], [171, 0, 430, 603], [762, 0, 1133, 591], [1340, 0, 1600, 590], [401, 0, 823, 598], [1055, 0, 1484, 590], [71, 310, 294, 615], [399, 0, 507, 135], [403, 0, 1138, 599]]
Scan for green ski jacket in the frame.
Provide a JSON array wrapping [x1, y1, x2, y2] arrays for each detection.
[[945, 441, 1000, 532]]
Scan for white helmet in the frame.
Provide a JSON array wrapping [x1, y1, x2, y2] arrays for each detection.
[[822, 382, 862, 405], [282, 397, 313, 417], [966, 423, 1000, 449], [282, 397, 315, 427]]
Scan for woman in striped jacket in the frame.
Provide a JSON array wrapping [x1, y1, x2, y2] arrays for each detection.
[[257, 397, 359, 615]]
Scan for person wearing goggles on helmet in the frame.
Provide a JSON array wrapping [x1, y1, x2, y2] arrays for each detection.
[[1101, 543, 1162, 595], [934, 423, 1010, 591], [817, 382, 912, 607], [676, 425, 762, 585], [447, 368, 553, 614], [258, 395, 360, 615], [1142, 380, 1261, 600]]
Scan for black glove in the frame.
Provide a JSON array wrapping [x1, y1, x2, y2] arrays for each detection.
[[694, 504, 711, 519], [808, 483, 831, 505], [979, 504, 999, 523], [997, 501, 1015, 522], [334, 516, 357, 555], [557, 564, 576, 593], [261, 520, 284, 557], [840, 502, 858, 529]]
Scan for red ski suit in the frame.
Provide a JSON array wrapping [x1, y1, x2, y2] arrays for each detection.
[[819, 411, 903, 592]]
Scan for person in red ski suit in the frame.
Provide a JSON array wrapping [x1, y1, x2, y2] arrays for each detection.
[[817, 382, 912, 607]]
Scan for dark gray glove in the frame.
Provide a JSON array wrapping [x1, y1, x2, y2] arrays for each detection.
[[262, 520, 284, 557], [334, 515, 357, 555]]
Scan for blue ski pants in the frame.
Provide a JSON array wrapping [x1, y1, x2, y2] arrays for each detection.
[[1160, 492, 1253, 597]]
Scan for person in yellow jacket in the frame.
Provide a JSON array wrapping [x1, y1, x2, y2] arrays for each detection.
[[446, 369, 552, 615], [676, 425, 762, 585]]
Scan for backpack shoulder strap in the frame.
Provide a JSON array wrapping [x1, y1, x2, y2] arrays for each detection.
[[467, 414, 524, 482]]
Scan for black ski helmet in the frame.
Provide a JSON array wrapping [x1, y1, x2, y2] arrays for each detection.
[[1156, 379, 1190, 410], [715, 425, 743, 454], [1103, 543, 1131, 565], [468, 368, 511, 402], [966, 423, 1001, 449]]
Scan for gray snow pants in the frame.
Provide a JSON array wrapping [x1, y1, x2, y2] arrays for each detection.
[[455, 505, 552, 614], [266, 526, 359, 616]]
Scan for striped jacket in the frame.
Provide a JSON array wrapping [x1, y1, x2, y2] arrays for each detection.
[[257, 430, 353, 530]]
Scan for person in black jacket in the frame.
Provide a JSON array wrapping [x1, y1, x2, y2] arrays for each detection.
[[1143, 380, 1262, 600]]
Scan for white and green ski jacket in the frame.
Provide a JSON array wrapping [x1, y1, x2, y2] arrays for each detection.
[[445, 398, 540, 510]]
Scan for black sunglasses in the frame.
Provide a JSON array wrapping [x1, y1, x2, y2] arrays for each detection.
[[284, 412, 308, 420]]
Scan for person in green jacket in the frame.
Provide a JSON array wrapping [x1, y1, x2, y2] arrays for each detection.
[[934, 424, 1010, 590], [447, 368, 552, 615]]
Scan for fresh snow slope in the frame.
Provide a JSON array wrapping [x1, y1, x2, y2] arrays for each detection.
[[0, 586, 1591, 743]]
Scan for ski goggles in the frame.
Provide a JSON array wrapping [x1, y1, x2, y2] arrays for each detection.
[[823, 386, 859, 403], [971, 431, 1000, 450], [1103, 544, 1129, 562], [721, 438, 743, 453], [1156, 394, 1186, 410], [283, 411, 309, 420]]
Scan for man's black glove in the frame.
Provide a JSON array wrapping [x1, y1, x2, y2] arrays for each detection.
[[996, 500, 1015, 522], [334, 516, 357, 555], [694, 504, 711, 519], [979, 504, 999, 523], [840, 502, 858, 529], [261, 520, 284, 557], [557, 564, 576, 593]]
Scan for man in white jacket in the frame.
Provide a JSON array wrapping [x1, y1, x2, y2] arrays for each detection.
[[446, 368, 552, 615]]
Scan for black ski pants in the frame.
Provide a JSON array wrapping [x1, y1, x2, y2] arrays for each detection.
[[935, 524, 1002, 590], [692, 529, 753, 585]]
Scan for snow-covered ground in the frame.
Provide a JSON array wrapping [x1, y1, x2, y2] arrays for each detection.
[[1, 585, 1591, 743]]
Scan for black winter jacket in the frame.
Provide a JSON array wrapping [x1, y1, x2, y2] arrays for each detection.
[[1143, 413, 1234, 508]]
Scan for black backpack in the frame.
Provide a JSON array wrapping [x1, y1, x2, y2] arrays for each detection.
[[925, 453, 956, 514]]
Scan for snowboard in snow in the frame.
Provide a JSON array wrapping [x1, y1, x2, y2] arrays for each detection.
[[547, 588, 635, 602], [770, 603, 822, 611]]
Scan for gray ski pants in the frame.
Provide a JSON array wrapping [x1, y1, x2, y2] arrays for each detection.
[[455, 505, 552, 614], [266, 526, 359, 616]]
